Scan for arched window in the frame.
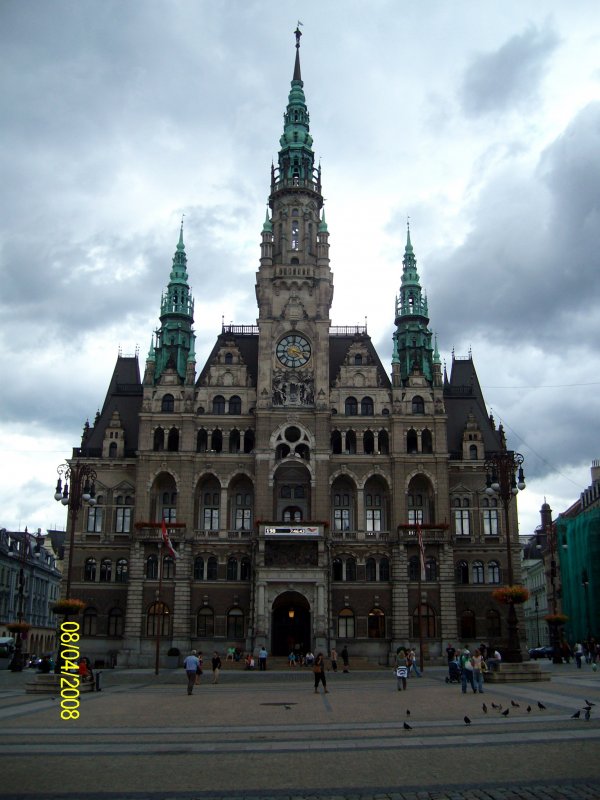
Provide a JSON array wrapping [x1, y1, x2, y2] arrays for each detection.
[[368, 608, 385, 638], [146, 601, 170, 637], [161, 394, 174, 413], [365, 557, 376, 582], [163, 556, 175, 579], [227, 557, 238, 581], [212, 429, 223, 452], [243, 429, 255, 453], [207, 556, 218, 581], [331, 430, 342, 454], [346, 430, 357, 454], [99, 558, 112, 582], [345, 557, 357, 581], [379, 557, 390, 581], [146, 555, 158, 580], [487, 560, 501, 584], [332, 557, 343, 581], [224, 352, 233, 365], [212, 395, 225, 414], [228, 396, 241, 414], [82, 607, 97, 636], [469, 444, 478, 460], [107, 608, 124, 637], [240, 557, 251, 581], [460, 609, 476, 640], [167, 427, 179, 452], [109, 441, 117, 457], [407, 429, 418, 454], [412, 604, 436, 637], [363, 430, 375, 455], [345, 396, 358, 416], [115, 559, 128, 583], [229, 429, 240, 453], [421, 429, 433, 454], [338, 608, 355, 638], [276, 443, 290, 460], [193, 556, 204, 580], [227, 608, 244, 639], [456, 560, 469, 584], [354, 354, 363, 366], [425, 556, 437, 582], [486, 609, 501, 638], [373, 429, 388, 456], [197, 607, 214, 637], [472, 561, 484, 584], [84, 558, 97, 582], [412, 395, 424, 414], [196, 429, 208, 453], [361, 396, 374, 416], [153, 427, 164, 451], [408, 556, 420, 581]]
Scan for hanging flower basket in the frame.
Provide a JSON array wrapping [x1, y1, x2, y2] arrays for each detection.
[[545, 613, 568, 625], [491, 585, 530, 605], [51, 599, 86, 615], [7, 622, 31, 634]]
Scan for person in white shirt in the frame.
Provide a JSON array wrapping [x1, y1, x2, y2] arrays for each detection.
[[183, 650, 200, 695]]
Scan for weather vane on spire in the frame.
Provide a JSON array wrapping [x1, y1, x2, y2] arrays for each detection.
[[295, 21, 303, 48]]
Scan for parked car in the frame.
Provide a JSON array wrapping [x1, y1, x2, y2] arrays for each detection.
[[528, 645, 554, 660]]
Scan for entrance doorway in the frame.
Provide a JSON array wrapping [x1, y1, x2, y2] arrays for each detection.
[[271, 591, 311, 657]]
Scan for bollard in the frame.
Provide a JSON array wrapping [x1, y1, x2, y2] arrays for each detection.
[[95, 670, 102, 692]]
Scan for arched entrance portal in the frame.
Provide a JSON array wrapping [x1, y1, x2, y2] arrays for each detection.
[[271, 591, 311, 657]]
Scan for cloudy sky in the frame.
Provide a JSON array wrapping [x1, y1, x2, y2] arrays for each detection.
[[1, 0, 599, 538]]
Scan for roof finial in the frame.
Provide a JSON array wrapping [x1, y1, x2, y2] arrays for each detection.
[[177, 213, 185, 250], [293, 22, 303, 82], [295, 21, 303, 48]]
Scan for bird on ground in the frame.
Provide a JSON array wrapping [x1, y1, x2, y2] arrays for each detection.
[[482, 703, 488, 713], [584, 699, 595, 706], [526, 705, 531, 713], [464, 715, 471, 725], [511, 700, 520, 707], [571, 710, 581, 719], [491, 702, 500, 710], [406, 709, 410, 716], [537, 701, 546, 710], [502, 708, 510, 717], [585, 709, 591, 721], [583, 705, 592, 712], [403, 721, 412, 730]]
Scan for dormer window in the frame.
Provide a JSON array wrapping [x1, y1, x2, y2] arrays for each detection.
[[224, 352, 233, 365], [354, 354, 363, 366], [412, 396, 424, 414], [161, 394, 174, 413]]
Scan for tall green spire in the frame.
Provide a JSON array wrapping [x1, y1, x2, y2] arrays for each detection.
[[152, 220, 196, 383], [274, 26, 316, 187], [393, 223, 435, 384]]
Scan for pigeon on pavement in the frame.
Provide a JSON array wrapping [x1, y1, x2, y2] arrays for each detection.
[[404, 721, 412, 730], [482, 703, 488, 713], [537, 702, 546, 710], [571, 710, 581, 719], [502, 708, 510, 716], [464, 715, 471, 725]]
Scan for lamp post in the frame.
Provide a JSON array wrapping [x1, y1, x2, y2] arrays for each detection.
[[53, 462, 97, 600], [484, 450, 525, 663], [582, 569, 591, 642], [8, 528, 42, 671], [534, 595, 540, 648]]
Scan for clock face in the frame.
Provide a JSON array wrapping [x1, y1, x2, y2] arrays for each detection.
[[276, 334, 311, 368]]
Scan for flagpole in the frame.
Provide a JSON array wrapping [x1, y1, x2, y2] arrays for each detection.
[[154, 540, 163, 676]]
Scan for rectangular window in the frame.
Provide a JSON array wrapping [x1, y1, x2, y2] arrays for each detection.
[[454, 509, 470, 536], [235, 508, 252, 530], [115, 507, 132, 533], [338, 614, 355, 638], [203, 508, 219, 531], [162, 507, 176, 523], [86, 507, 103, 533], [408, 509, 423, 525], [483, 509, 499, 535], [366, 509, 382, 531], [334, 508, 350, 531]]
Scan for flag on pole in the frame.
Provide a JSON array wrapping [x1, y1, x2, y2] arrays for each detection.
[[161, 519, 177, 559], [416, 523, 426, 581]]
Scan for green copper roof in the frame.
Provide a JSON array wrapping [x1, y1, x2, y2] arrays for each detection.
[[262, 207, 273, 232], [318, 207, 328, 232]]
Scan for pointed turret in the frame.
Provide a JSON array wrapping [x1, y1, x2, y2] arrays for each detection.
[[392, 223, 435, 385], [151, 221, 196, 384]]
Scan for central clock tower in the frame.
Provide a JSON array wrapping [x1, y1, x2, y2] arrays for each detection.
[[255, 26, 333, 417]]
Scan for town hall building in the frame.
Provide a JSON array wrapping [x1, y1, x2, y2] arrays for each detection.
[[65, 30, 521, 667]]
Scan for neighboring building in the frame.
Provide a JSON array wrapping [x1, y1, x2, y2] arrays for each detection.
[[0, 528, 62, 656], [556, 460, 600, 644], [59, 30, 524, 668]]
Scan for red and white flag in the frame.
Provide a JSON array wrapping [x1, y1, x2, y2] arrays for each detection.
[[416, 523, 426, 581], [161, 519, 178, 559]]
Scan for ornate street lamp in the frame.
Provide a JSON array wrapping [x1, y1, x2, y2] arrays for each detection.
[[53, 463, 97, 600], [484, 450, 526, 663]]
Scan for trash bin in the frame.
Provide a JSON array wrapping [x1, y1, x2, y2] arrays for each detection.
[[95, 671, 102, 692]]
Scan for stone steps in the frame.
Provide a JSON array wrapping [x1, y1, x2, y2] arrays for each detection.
[[25, 673, 95, 694], [484, 662, 551, 683]]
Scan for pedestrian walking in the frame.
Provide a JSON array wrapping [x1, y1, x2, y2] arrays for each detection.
[[460, 647, 476, 694], [330, 647, 338, 673], [195, 651, 204, 685], [211, 651, 222, 684], [395, 648, 408, 691], [407, 648, 421, 677], [183, 649, 200, 695], [258, 645, 268, 671], [341, 645, 349, 673], [313, 652, 329, 694]]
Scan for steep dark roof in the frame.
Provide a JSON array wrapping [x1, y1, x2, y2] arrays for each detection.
[[329, 333, 392, 389], [81, 356, 142, 456], [444, 356, 502, 455], [196, 332, 260, 387]]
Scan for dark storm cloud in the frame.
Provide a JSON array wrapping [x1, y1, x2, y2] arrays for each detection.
[[459, 24, 560, 117]]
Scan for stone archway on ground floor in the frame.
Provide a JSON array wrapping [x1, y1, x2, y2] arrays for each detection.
[[271, 590, 311, 657]]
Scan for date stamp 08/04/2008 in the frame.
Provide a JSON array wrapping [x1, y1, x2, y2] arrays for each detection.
[[59, 621, 81, 720]]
